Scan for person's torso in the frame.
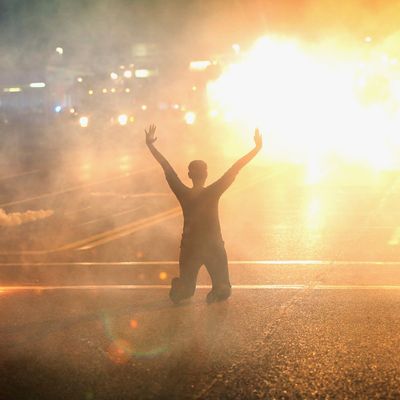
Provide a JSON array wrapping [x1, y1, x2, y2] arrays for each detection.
[[178, 187, 222, 243]]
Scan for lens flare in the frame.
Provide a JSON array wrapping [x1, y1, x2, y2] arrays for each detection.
[[207, 35, 400, 170]]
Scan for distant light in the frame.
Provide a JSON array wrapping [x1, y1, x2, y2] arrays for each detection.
[[4, 87, 22, 93], [77, 77, 83, 83], [189, 60, 211, 71], [184, 111, 196, 125], [110, 72, 118, 80], [120, 65, 125, 70], [129, 116, 135, 122], [209, 110, 219, 118], [110, 88, 116, 93], [54, 105, 62, 113], [29, 82, 46, 88], [364, 36, 372, 43], [56, 47, 63, 55], [79, 116, 89, 128], [135, 69, 151, 78], [192, 86, 197, 91], [70, 108, 75, 114], [172, 104, 180, 110], [102, 88, 108, 94], [232, 43, 241, 54], [123, 70, 133, 78], [117, 114, 128, 126], [124, 88, 131, 93], [141, 104, 147, 111], [130, 320, 138, 329], [159, 272, 168, 280], [391, 58, 398, 65], [88, 90, 94, 95]]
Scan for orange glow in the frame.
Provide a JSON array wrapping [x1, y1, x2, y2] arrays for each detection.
[[107, 339, 133, 364], [159, 272, 168, 281], [207, 35, 400, 171], [130, 319, 138, 329]]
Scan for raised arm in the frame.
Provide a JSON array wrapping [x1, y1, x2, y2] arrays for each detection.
[[226, 128, 262, 176], [208, 128, 263, 195], [145, 124, 174, 173], [145, 124, 186, 196]]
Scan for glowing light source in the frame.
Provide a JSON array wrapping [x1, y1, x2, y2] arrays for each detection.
[[232, 43, 241, 54], [88, 90, 94, 95], [209, 109, 219, 118], [159, 272, 168, 280], [77, 77, 83, 83], [123, 70, 133, 78], [135, 69, 151, 78], [110, 88, 116, 93], [207, 35, 400, 170], [4, 87, 21, 93], [141, 105, 147, 111], [56, 47, 63, 55], [184, 111, 196, 125], [130, 320, 138, 329], [189, 60, 211, 71], [29, 82, 46, 88], [125, 88, 131, 93], [54, 105, 62, 113], [102, 88, 108, 94], [110, 72, 118, 80], [117, 114, 128, 126], [364, 36, 372, 43], [79, 116, 89, 128]]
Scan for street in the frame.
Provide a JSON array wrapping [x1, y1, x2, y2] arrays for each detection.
[[1, 145, 400, 398]]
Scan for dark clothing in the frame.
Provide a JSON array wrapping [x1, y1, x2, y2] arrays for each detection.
[[165, 168, 237, 245], [164, 166, 237, 298]]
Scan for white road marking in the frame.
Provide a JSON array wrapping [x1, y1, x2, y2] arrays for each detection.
[[3, 284, 400, 291], [1, 260, 400, 267], [0, 169, 40, 182]]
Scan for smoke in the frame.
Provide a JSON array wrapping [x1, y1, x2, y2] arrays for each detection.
[[0, 208, 54, 227]]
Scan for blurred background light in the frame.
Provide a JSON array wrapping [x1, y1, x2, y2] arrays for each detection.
[[79, 116, 89, 128]]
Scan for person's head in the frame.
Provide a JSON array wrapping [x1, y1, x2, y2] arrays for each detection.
[[188, 160, 207, 186]]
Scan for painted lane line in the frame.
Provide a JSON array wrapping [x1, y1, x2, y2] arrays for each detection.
[[1, 260, 400, 267], [4, 284, 400, 292], [0, 207, 181, 255], [0, 169, 41, 182], [78, 205, 144, 227], [0, 284, 307, 291], [63, 207, 181, 251], [0, 167, 155, 209]]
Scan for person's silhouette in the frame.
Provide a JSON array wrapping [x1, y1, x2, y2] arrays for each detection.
[[145, 124, 262, 303]]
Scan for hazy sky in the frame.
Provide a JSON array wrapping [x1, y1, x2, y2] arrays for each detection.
[[0, 0, 399, 72]]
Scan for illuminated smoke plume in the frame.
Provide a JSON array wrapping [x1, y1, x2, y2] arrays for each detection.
[[0, 208, 54, 227]]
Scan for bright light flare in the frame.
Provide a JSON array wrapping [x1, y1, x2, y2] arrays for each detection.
[[29, 82, 46, 88], [184, 111, 196, 125], [117, 114, 128, 126], [79, 116, 89, 128], [123, 70, 133, 78], [190, 60, 211, 71], [207, 35, 400, 170]]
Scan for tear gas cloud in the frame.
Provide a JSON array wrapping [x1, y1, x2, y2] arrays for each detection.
[[0, 208, 53, 227], [0, 0, 399, 259]]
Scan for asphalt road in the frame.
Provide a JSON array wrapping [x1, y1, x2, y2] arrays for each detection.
[[2, 129, 400, 398], [2, 276, 400, 399]]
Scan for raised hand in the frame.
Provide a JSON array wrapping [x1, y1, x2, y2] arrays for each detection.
[[145, 124, 157, 145], [254, 128, 262, 150]]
